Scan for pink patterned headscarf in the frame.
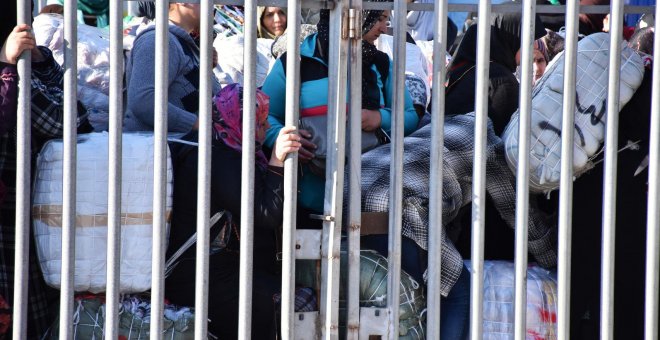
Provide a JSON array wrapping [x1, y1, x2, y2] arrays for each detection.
[[213, 83, 270, 169]]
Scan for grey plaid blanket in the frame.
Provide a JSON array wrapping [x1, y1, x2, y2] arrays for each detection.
[[359, 113, 558, 296]]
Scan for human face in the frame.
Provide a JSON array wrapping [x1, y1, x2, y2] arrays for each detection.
[[515, 46, 548, 82], [261, 7, 287, 37], [532, 49, 547, 81], [171, 3, 201, 32], [362, 10, 390, 45]]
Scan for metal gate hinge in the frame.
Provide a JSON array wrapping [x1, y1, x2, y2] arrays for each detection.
[[343, 8, 360, 40]]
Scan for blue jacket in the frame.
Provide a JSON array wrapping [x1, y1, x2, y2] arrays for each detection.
[[262, 33, 419, 213]]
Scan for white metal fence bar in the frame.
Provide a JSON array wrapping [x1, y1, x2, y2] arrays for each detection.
[[149, 1, 170, 337], [105, 0, 125, 338], [59, 0, 79, 337], [557, 1, 580, 339], [469, 1, 491, 339], [386, 0, 407, 335], [646, 4, 660, 340], [320, 3, 348, 338], [346, 1, 363, 338], [600, 1, 624, 339], [194, 0, 214, 338], [11, 1, 32, 338], [513, 1, 536, 339], [426, 0, 449, 338], [238, 0, 258, 337], [281, 0, 302, 336]]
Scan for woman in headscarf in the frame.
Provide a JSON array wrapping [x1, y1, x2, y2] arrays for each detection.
[[514, 37, 550, 85], [261, 7, 418, 218], [0, 2, 91, 337], [443, 10, 546, 136], [165, 84, 301, 339], [257, 7, 287, 39]]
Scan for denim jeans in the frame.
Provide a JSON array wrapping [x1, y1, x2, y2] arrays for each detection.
[[361, 235, 470, 339]]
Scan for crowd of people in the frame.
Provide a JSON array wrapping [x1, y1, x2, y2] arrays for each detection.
[[0, 0, 656, 338]]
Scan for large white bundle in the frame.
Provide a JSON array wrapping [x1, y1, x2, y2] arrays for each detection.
[[33, 133, 173, 294], [465, 260, 558, 340], [212, 35, 274, 87], [376, 34, 431, 105], [502, 33, 644, 192], [33, 13, 111, 114]]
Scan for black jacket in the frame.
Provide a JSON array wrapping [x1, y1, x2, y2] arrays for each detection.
[[166, 133, 285, 271], [442, 12, 546, 136]]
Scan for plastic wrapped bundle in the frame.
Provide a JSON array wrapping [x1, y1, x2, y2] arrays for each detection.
[[502, 32, 645, 192], [45, 295, 196, 339], [33, 13, 111, 115], [465, 260, 558, 340], [33, 133, 173, 294], [338, 250, 426, 339]]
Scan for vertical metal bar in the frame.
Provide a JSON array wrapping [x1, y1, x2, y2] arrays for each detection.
[[59, 0, 79, 337], [281, 0, 301, 335], [150, 1, 169, 338], [645, 4, 660, 340], [387, 0, 407, 335], [426, 0, 449, 338], [320, 2, 348, 338], [238, 0, 258, 337], [346, 3, 363, 340], [469, 1, 491, 339], [37, 0, 46, 14], [600, 1, 624, 339], [194, 0, 214, 338], [557, 1, 580, 339], [105, 0, 124, 338], [11, 1, 31, 338], [513, 1, 536, 339]]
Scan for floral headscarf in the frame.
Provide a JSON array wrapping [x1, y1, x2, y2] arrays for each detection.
[[213, 83, 270, 169]]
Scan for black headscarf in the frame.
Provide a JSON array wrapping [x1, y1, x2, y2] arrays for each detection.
[[451, 11, 546, 74], [137, 1, 156, 20], [316, 7, 390, 110]]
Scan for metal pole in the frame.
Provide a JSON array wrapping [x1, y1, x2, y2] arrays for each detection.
[[600, 1, 624, 339], [426, 0, 449, 338], [320, 2, 349, 338], [105, 0, 124, 338], [150, 1, 169, 337], [387, 0, 407, 335], [469, 1, 491, 339], [513, 1, 536, 339], [11, 0, 32, 338], [194, 0, 214, 338], [238, 0, 258, 337], [281, 0, 301, 335], [59, 0, 79, 337], [644, 4, 660, 340], [346, 1, 363, 339], [557, 1, 580, 339]]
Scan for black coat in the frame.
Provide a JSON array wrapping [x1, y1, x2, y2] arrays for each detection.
[[568, 68, 653, 340], [442, 12, 546, 136], [165, 133, 284, 339]]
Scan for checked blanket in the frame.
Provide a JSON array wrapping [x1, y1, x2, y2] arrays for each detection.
[[359, 113, 558, 296]]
